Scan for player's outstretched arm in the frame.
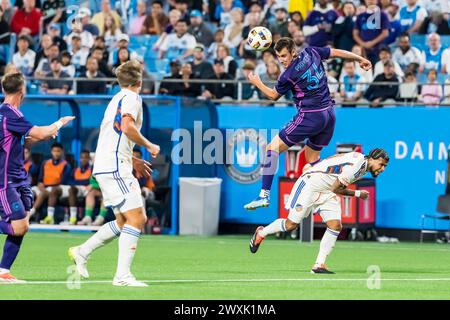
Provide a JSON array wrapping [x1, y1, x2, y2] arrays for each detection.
[[331, 179, 369, 200], [248, 72, 281, 100], [329, 49, 372, 71], [26, 116, 75, 145], [121, 114, 160, 158]]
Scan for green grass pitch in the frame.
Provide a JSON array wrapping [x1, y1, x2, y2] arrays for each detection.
[[2, 232, 450, 299]]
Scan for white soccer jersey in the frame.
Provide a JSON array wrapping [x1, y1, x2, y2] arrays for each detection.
[[93, 88, 143, 175], [303, 152, 368, 191]]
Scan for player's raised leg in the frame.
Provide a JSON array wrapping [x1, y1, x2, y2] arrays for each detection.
[[244, 135, 289, 210]]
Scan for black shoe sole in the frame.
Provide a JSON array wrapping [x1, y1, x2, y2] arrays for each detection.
[[311, 268, 335, 274]]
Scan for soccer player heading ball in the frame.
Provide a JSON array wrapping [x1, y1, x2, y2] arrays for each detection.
[[244, 37, 372, 211], [250, 148, 389, 274]]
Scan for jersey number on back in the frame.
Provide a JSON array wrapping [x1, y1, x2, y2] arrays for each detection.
[[301, 63, 325, 90], [326, 162, 351, 174]]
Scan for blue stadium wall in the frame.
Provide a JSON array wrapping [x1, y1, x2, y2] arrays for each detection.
[[20, 97, 450, 231]]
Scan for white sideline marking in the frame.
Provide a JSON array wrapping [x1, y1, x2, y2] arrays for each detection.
[[3, 278, 450, 285]]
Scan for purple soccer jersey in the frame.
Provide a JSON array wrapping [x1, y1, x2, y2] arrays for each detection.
[[0, 103, 34, 190], [275, 46, 333, 111]]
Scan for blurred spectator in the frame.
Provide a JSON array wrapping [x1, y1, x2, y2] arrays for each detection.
[[269, 6, 290, 38], [103, 13, 123, 51], [392, 33, 422, 70], [92, 0, 122, 35], [442, 46, 450, 75], [108, 34, 141, 68], [77, 56, 107, 94], [142, 0, 168, 35], [78, 7, 99, 37], [202, 58, 236, 100], [77, 175, 108, 226], [419, 69, 443, 106], [303, 0, 338, 47], [223, 8, 244, 50], [67, 150, 92, 225], [12, 35, 35, 76], [289, 0, 313, 20], [216, 44, 238, 78], [374, 46, 404, 79], [1, 0, 13, 25], [90, 46, 113, 77], [216, 0, 245, 29], [159, 20, 196, 61], [40, 57, 71, 94], [33, 34, 53, 71], [339, 44, 373, 88], [290, 11, 304, 29], [14, 0, 41, 9], [419, 12, 450, 35], [208, 29, 224, 60], [384, 2, 402, 46], [423, 0, 450, 15], [47, 23, 67, 52], [41, 0, 65, 28], [254, 49, 275, 76], [293, 30, 307, 52], [258, 60, 281, 99], [398, 0, 427, 33], [24, 147, 39, 186], [132, 148, 156, 214], [69, 34, 89, 74], [190, 43, 214, 79], [34, 42, 59, 77], [112, 47, 130, 73], [419, 33, 444, 74], [179, 63, 201, 97], [238, 11, 261, 60], [60, 51, 75, 77], [333, 1, 356, 51], [353, 0, 389, 65], [287, 19, 300, 38], [129, 0, 147, 35], [174, 0, 190, 24], [136, 57, 155, 94], [188, 9, 214, 47], [399, 71, 418, 102], [11, 0, 43, 36], [30, 143, 72, 224], [363, 60, 399, 107], [0, 3, 11, 66], [339, 61, 364, 107], [245, 2, 263, 25], [444, 78, 450, 103], [153, 9, 181, 51], [65, 19, 94, 50], [327, 69, 339, 98], [159, 60, 184, 95], [238, 60, 258, 100]]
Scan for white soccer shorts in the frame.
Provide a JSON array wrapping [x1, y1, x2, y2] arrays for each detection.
[[94, 171, 143, 213], [285, 175, 341, 224]]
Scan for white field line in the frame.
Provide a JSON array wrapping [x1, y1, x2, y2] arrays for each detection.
[[3, 277, 450, 286]]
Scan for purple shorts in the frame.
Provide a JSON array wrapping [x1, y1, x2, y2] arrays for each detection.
[[0, 186, 33, 222], [279, 107, 336, 151]]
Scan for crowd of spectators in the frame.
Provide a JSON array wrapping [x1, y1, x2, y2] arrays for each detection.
[[0, 0, 449, 105]]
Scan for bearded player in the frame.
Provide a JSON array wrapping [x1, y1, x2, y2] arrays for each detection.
[[244, 38, 372, 210], [249, 148, 389, 274]]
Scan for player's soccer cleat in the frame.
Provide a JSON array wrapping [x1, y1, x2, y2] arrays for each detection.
[[68, 246, 89, 279], [113, 274, 148, 287], [249, 226, 265, 254], [311, 263, 335, 274], [92, 215, 105, 226], [69, 217, 77, 225], [244, 196, 270, 210], [77, 216, 92, 226], [40, 216, 54, 224], [0, 272, 26, 284]]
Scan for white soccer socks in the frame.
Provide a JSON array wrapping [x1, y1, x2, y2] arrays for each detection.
[[78, 220, 121, 259], [315, 228, 340, 265], [115, 224, 141, 279], [259, 218, 287, 237]]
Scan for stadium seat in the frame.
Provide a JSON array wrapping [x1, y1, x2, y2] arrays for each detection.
[[420, 194, 450, 243]]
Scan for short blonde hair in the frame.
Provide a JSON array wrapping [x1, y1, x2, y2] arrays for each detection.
[[115, 60, 142, 88]]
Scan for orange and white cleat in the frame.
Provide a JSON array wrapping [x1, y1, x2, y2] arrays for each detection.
[[249, 226, 265, 254], [0, 272, 26, 284], [311, 263, 335, 274]]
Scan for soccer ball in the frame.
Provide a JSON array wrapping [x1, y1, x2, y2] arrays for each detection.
[[247, 26, 272, 51]]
